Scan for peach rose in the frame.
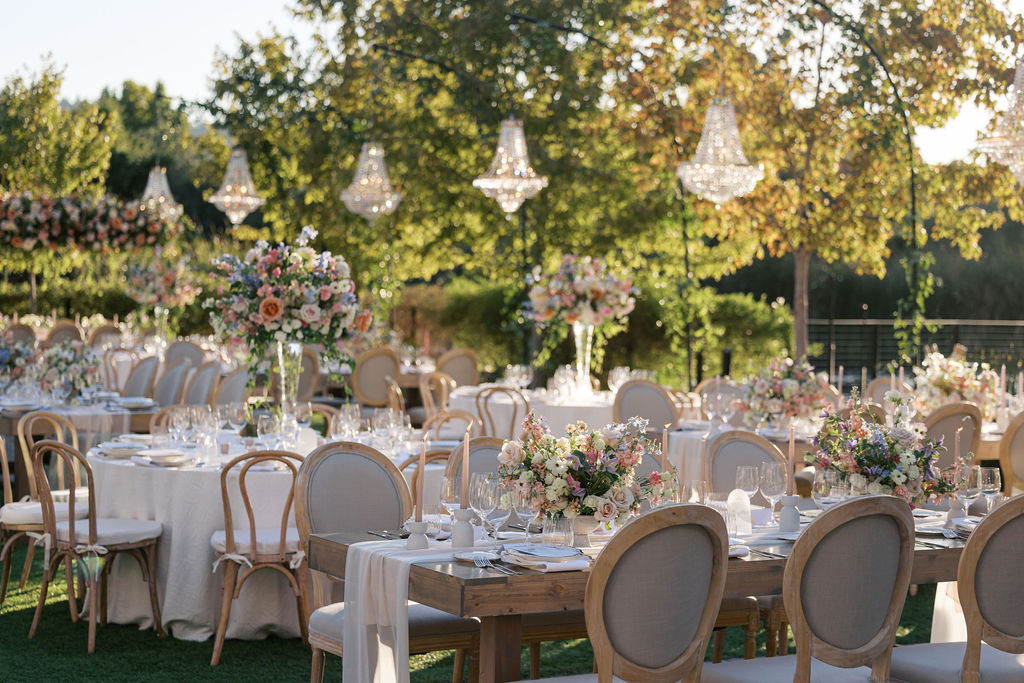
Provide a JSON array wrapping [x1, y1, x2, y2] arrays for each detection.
[[593, 498, 617, 522], [354, 310, 372, 333], [259, 297, 284, 323], [498, 441, 525, 466]]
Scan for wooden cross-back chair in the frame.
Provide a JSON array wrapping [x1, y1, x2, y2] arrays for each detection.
[[889, 494, 1024, 683], [294, 442, 480, 683], [702, 495, 915, 682], [102, 347, 137, 393], [474, 386, 530, 440], [28, 440, 165, 653], [210, 450, 308, 665], [422, 409, 481, 442], [17, 411, 81, 501], [385, 375, 406, 413], [419, 371, 457, 421]]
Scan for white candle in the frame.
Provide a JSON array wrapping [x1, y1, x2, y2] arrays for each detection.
[[861, 367, 868, 397], [416, 440, 426, 522], [890, 373, 896, 392], [460, 426, 471, 509], [699, 433, 709, 487], [898, 366, 904, 391], [661, 425, 669, 464], [837, 365, 844, 408], [1000, 364, 1007, 407], [788, 426, 796, 494], [955, 427, 962, 463]]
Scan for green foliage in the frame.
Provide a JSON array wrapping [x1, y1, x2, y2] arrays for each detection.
[[435, 278, 525, 373]]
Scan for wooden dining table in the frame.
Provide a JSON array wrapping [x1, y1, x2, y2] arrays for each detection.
[[308, 531, 966, 683]]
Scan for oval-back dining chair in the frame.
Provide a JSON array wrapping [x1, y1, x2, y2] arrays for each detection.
[[703, 495, 915, 682], [704, 430, 787, 495], [612, 379, 679, 431], [152, 360, 191, 407], [352, 348, 400, 408], [45, 320, 82, 345], [213, 368, 248, 405], [294, 442, 480, 683], [998, 413, 1024, 496], [121, 356, 158, 398], [87, 324, 122, 349], [585, 504, 729, 682], [181, 360, 221, 406], [164, 340, 204, 370], [924, 402, 982, 468], [442, 436, 504, 484], [102, 347, 137, 393], [5, 323, 36, 346], [889, 494, 1024, 683], [436, 348, 479, 386]]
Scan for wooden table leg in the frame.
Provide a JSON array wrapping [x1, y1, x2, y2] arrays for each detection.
[[478, 614, 522, 683]]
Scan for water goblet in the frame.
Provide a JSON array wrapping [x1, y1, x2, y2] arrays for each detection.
[[509, 486, 540, 542], [735, 465, 760, 500], [226, 402, 248, 435], [256, 414, 278, 450], [979, 466, 1002, 513], [759, 462, 786, 521], [955, 465, 981, 514]]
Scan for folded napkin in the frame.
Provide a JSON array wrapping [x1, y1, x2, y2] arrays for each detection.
[[500, 553, 590, 572], [729, 545, 750, 558]]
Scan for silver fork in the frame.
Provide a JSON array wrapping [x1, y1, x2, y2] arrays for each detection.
[[472, 554, 518, 575]]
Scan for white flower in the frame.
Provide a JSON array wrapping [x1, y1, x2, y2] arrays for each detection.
[[299, 304, 321, 324], [594, 498, 618, 522], [608, 487, 634, 510], [867, 481, 883, 495], [498, 441, 525, 466]]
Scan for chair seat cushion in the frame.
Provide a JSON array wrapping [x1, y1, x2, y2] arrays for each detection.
[[701, 654, 874, 682], [889, 642, 1024, 683], [1, 501, 88, 525], [757, 594, 785, 610], [308, 601, 479, 641], [50, 488, 89, 504], [55, 518, 162, 546], [534, 675, 626, 682], [210, 527, 301, 555]]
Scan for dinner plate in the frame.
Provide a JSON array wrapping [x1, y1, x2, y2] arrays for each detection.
[[97, 441, 146, 458], [775, 531, 802, 542], [138, 448, 187, 462], [758, 428, 791, 440], [1, 402, 39, 413], [117, 397, 155, 409], [915, 524, 949, 537], [454, 550, 500, 563], [117, 433, 154, 445], [503, 543, 584, 562], [132, 453, 193, 468], [912, 508, 945, 518]]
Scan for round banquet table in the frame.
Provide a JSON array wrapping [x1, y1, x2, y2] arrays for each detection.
[[87, 438, 445, 642], [449, 385, 615, 437]]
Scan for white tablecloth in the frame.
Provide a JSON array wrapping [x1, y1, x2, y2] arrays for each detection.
[[87, 435, 443, 642], [449, 386, 615, 437]]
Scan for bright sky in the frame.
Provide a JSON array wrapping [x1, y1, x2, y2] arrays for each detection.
[[0, 1, 1019, 166]]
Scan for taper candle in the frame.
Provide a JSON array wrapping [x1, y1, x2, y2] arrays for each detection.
[[1000, 364, 1007, 406], [861, 367, 867, 396], [460, 425, 470, 509], [416, 439, 426, 522], [837, 365, 844, 408], [898, 366, 904, 390], [662, 424, 669, 463], [788, 426, 796, 494], [955, 427, 962, 463]]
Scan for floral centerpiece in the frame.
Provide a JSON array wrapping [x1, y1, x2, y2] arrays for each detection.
[[913, 346, 999, 420], [37, 341, 101, 400], [127, 251, 201, 310], [527, 254, 638, 387], [497, 413, 676, 546], [808, 398, 960, 507], [737, 355, 832, 427], [0, 336, 36, 387], [203, 226, 370, 404]]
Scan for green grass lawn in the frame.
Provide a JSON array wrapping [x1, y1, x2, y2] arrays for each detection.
[[0, 543, 936, 681]]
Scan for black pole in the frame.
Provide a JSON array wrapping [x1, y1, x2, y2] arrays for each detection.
[[518, 209, 532, 366]]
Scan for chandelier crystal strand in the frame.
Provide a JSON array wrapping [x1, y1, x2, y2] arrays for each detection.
[[340, 141, 403, 222], [209, 148, 266, 226], [978, 56, 1024, 184], [139, 165, 182, 220], [676, 97, 764, 204], [473, 117, 548, 214]]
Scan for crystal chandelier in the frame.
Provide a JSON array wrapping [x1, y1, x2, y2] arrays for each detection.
[[340, 141, 402, 223], [139, 165, 182, 220], [473, 117, 548, 214], [676, 97, 764, 204], [209, 148, 265, 226], [978, 57, 1024, 184]]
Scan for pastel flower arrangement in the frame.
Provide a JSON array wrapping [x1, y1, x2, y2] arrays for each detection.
[[203, 226, 370, 370], [37, 341, 101, 397], [0, 336, 36, 386], [737, 355, 832, 427], [126, 249, 201, 309], [497, 412, 673, 523], [913, 348, 999, 420], [0, 193, 182, 253], [808, 401, 960, 507], [527, 254, 637, 328]]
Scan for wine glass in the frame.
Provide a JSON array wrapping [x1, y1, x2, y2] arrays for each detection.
[[736, 466, 760, 500], [440, 476, 461, 530], [812, 469, 842, 509], [705, 394, 719, 426], [294, 402, 313, 431], [979, 466, 1002, 512], [226, 402, 248, 435], [719, 397, 736, 426], [469, 473, 498, 535], [759, 462, 786, 521], [955, 465, 981, 514], [509, 486, 540, 542], [682, 480, 707, 504], [256, 414, 278, 450]]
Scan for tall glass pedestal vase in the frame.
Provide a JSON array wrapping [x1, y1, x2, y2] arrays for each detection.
[[152, 305, 171, 363], [573, 321, 595, 394], [276, 341, 303, 411]]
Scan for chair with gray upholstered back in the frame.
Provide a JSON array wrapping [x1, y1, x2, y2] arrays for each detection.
[[925, 402, 982, 469], [164, 340, 204, 370], [999, 413, 1024, 496], [6, 323, 36, 347], [541, 503, 728, 682], [612, 379, 679, 431], [703, 495, 915, 682], [889, 494, 1024, 683], [442, 437, 503, 483], [121, 356, 158, 398], [294, 442, 479, 683], [152, 360, 191, 407], [705, 430, 787, 495], [45, 320, 82, 345], [181, 360, 221, 406], [352, 347, 400, 408], [436, 348, 479, 386]]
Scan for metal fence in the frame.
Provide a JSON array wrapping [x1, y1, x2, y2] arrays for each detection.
[[808, 319, 1024, 380]]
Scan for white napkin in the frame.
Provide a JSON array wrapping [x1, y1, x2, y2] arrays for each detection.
[[500, 553, 590, 572]]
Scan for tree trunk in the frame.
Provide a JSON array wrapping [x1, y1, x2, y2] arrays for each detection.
[[793, 248, 810, 360], [29, 272, 37, 315]]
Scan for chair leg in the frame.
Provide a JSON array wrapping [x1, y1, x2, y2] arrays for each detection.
[[0, 541, 12, 604], [310, 646, 326, 683], [468, 642, 480, 683], [452, 648, 466, 683], [210, 561, 238, 665], [64, 556, 78, 623], [19, 541, 35, 588], [144, 545, 166, 637], [529, 642, 541, 679], [87, 573, 99, 653], [712, 628, 725, 663], [295, 567, 309, 646], [29, 559, 52, 639]]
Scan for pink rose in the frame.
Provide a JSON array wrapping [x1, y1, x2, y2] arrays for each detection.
[[299, 304, 321, 324], [498, 441, 525, 466], [594, 498, 617, 522]]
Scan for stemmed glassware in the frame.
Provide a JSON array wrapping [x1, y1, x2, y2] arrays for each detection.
[[440, 476, 461, 532], [955, 465, 981, 514], [736, 466, 759, 500], [256, 414, 278, 450], [759, 462, 786, 521], [225, 402, 248, 435], [469, 473, 509, 537], [509, 486, 540, 542], [979, 466, 1002, 512], [294, 402, 313, 431]]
